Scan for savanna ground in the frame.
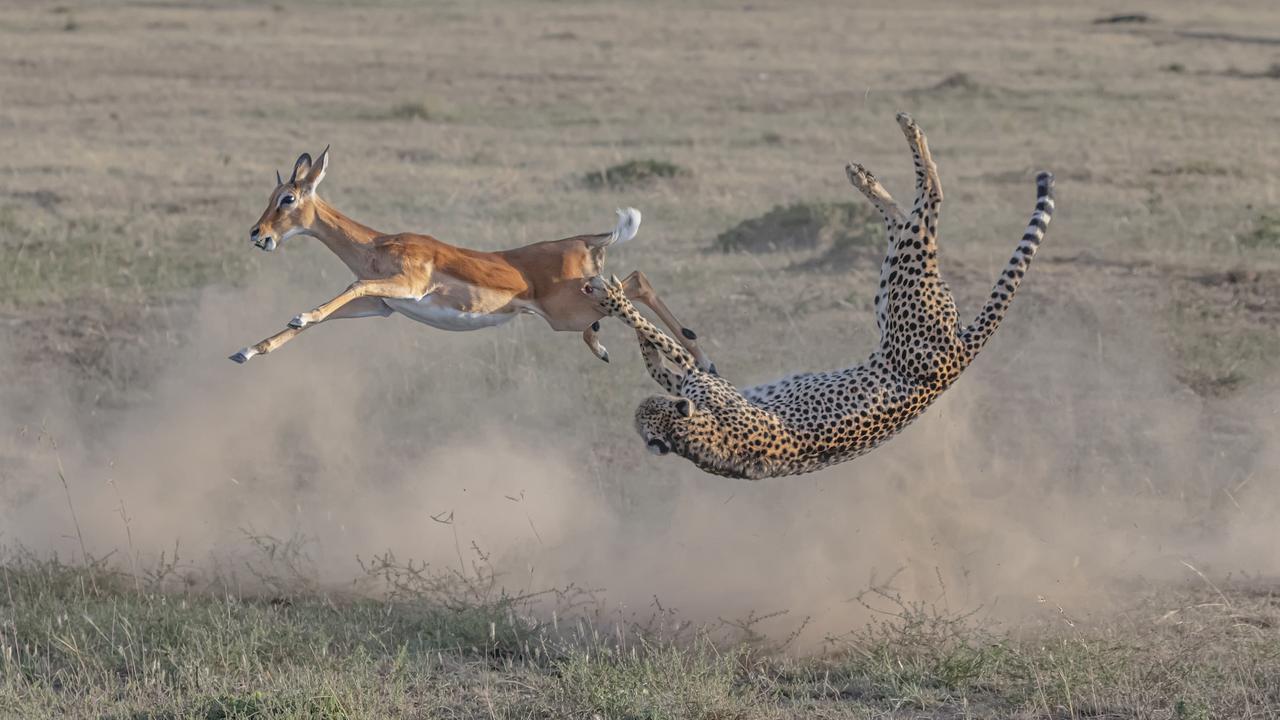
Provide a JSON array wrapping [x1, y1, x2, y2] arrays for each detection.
[[2, 1, 1280, 717]]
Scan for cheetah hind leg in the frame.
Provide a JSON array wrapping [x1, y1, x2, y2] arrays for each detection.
[[859, 114, 961, 368], [898, 112, 942, 243], [845, 162, 904, 341], [888, 114, 960, 338]]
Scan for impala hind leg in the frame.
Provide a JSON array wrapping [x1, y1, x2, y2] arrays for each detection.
[[618, 270, 716, 374], [230, 297, 392, 363]]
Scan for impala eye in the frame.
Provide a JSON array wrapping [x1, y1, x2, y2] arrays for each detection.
[[279, 194, 295, 207]]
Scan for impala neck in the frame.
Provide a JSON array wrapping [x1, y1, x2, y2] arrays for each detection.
[[303, 198, 383, 273]]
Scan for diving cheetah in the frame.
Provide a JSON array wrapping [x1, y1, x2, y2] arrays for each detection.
[[583, 113, 1055, 480]]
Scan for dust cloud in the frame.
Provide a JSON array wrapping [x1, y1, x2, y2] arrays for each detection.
[[2, 270, 1277, 646]]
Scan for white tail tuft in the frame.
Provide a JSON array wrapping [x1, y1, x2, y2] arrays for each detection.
[[608, 207, 642, 245]]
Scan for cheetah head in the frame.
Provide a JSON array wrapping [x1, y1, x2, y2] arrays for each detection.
[[635, 390, 774, 479], [581, 274, 627, 314], [634, 395, 695, 456]]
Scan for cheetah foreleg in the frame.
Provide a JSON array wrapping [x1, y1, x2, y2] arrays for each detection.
[[584, 275, 699, 374], [637, 333, 683, 393]]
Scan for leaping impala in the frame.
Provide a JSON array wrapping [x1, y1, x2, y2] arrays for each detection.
[[230, 148, 714, 371]]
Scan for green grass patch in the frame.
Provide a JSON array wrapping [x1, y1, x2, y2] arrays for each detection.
[[0, 206, 244, 309], [555, 641, 755, 719]]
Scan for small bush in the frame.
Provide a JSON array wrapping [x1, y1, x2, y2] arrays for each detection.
[[582, 159, 690, 190], [1093, 12, 1153, 24], [386, 101, 432, 121], [1240, 213, 1280, 249]]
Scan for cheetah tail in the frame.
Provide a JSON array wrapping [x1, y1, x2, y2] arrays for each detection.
[[959, 172, 1055, 357], [588, 207, 642, 248]]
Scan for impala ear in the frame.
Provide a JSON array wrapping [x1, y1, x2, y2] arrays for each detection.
[[299, 145, 329, 194], [289, 153, 312, 184], [675, 399, 693, 417]]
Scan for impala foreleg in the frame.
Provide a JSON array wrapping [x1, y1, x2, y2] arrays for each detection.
[[582, 320, 609, 363], [618, 271, 715, 375], [231, 297, 392, 363], [289, 278, 419, 329]]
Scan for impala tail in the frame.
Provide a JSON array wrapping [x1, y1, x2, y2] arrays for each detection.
[[959, 172, 1055, 358], [589, 207, 642, 248]]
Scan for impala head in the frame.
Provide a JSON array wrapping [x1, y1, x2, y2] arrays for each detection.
[[249, 147, 329, 251]]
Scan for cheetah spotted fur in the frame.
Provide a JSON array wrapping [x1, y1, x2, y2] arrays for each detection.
[[585, 113, 1055, 480]]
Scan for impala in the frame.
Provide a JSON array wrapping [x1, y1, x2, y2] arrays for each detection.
[[231, 148, 713, 372]]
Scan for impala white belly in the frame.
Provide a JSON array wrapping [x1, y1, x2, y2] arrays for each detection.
[[385, 294, 521, 331]]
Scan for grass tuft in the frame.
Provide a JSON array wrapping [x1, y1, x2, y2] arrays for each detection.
[[4, 554, 1280, 717], [384, 101, 433, 121]]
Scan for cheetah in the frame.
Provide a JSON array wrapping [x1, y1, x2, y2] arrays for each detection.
[[582, 113, 1055, 480]]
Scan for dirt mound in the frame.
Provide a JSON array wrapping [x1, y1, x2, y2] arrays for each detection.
[[582, 159, 690, 190], [905, 72, 1005, 99], [712, 201, 879, 257], [931, 72, 983, 92]]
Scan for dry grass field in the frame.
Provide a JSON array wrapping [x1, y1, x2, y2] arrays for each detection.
[[2, 0, 1280, 717]]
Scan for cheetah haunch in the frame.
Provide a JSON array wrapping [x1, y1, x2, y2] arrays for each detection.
[[584, 113, 1055, 480]]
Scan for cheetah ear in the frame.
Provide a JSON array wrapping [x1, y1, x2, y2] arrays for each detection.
[[675, 399, 693, 417]]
